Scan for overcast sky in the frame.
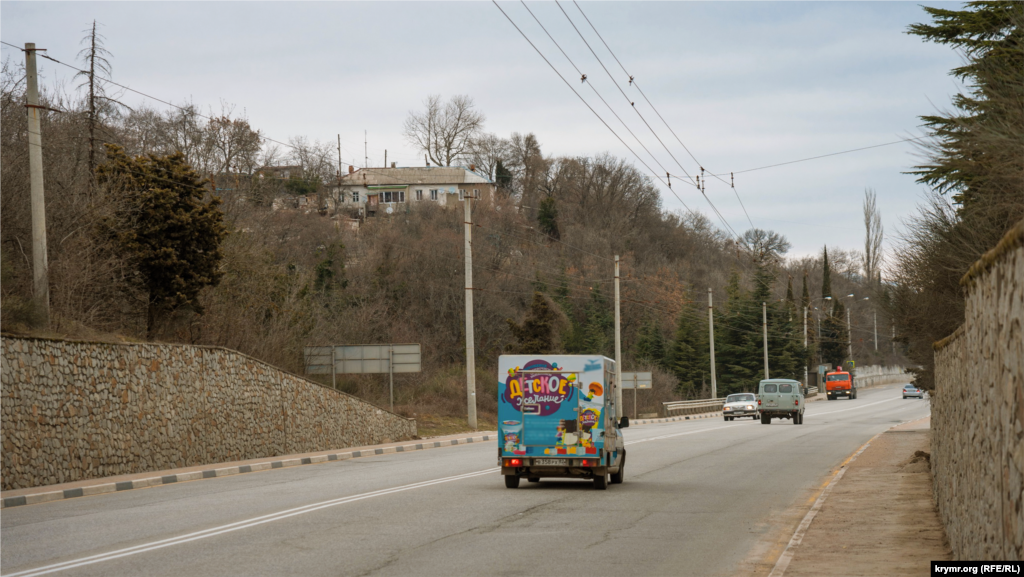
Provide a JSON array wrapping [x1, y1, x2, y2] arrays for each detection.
[[1, 1, 964, 260]]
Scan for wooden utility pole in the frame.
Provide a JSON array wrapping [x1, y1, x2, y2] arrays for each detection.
[[25, 42, 49, 327], [464, 192, 477, 429]]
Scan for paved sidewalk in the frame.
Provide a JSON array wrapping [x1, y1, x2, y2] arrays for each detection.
[[776, 417, 952, 576], [1, 431, 497, 509]]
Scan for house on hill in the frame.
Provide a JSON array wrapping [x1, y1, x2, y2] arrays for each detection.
[[331, 165, 496, 217]]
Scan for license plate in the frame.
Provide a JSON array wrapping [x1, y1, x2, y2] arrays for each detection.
[[534, 458, 568, 466], [767, 402, 777, 407]]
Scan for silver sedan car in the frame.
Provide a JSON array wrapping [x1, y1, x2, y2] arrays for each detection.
[[722, 393, 758, 421], [902, 384, 924, 399]]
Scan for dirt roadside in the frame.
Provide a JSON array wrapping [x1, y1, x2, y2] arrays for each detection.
[[778, 416, 952, 576]]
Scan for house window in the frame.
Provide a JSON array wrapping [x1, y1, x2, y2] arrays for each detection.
[[459, 188, 466, 200], [430, 189, 438, 201], [474, 189, 479, 197], [382, 191, 406, 203], [352, 191, 359, 202], [416, 189, 423, 201]]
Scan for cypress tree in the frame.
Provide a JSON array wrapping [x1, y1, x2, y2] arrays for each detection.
[[634, 315, 666, 367]]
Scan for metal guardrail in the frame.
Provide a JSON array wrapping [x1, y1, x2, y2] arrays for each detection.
[[662, 386, 822, 417], [662, 398, 725, 417]]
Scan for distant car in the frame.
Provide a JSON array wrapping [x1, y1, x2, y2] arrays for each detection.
[[722, 393, 758, 421], [902, 384, 924, 399]]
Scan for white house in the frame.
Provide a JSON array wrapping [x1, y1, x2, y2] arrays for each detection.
[[331, 165, 496, 217]]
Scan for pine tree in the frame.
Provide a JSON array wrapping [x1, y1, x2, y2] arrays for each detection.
[[537, 196, 560, 240], [665, 297, 707, 397], [634, 315, 666, 367], [506, 292, 559, 354], [715, 270, 761, 395], [820, 300, 849, 368], [97, 144, 227, 339]]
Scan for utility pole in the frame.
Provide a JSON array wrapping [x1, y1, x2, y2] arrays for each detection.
[[364, 130, 368, 168], [873, 310, 878, 352], [337, 134, 342, 178], [614, 255, 623, 418], [25, 43, 49, 327], [762, 302, 769, 380], [708, 288, 717, 399], [846, 307, 853, 362], [892, 325, 896, 354], [803, 306, 809, 389], [464, 192, 477, 430]]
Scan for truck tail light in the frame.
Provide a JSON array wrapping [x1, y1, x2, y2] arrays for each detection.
[[795, 399, 799, 406], [758, 399, 762, 405], [506, 458, 522, 467], [581, 459, 594, 466]]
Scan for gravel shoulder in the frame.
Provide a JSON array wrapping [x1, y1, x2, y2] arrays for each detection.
[[780, 416, 952, 576]]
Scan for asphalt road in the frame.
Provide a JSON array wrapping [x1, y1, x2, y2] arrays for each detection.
[[1, 383, 930, 577]]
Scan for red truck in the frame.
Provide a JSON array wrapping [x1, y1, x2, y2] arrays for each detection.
[[825, 370, 858, 400]]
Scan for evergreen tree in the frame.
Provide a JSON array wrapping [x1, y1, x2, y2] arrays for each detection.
[[821, 246, 833, 302], [506, 292, 559, 354], [665, 297, 707, 397], [820, 300, 849, 368], [537, 196, 560, 240], [97, 144, 227, 339], [634, 315, 666, 367], [715, 270, 761, 395], [495, 159, 513, 194]]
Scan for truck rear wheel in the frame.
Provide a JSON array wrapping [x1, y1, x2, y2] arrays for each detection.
[[594, 474, 608, 490], [610, 452, 626, 484], [760, 413, 770, 425], [504, 475, 520, 489]]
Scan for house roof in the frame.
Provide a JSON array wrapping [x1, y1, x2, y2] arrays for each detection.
[[339, 166, 493, 187]]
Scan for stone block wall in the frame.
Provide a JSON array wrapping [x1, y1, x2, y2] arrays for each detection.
[[1, 338, 417, 491], [932, 221, 1023, 560]]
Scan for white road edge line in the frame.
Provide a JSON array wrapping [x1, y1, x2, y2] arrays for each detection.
[[767, 413, 929, 577], [5, 468, 499, 577]]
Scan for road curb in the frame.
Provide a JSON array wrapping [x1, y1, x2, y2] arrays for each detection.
[[632, 411, 722, 425], [1, 434, 497, 510]]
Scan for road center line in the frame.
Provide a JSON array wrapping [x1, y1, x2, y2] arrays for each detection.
[[5, 468, 499, 577], [811, 396, 905, 416]]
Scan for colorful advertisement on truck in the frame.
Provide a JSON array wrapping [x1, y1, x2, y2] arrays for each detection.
[[497, 355, 626, 490]]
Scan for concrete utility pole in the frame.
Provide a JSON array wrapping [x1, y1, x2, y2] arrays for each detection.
[[708, 288, 717, 399], [464, 192, 477, 430], [614, 255, 623, 417], [25, 43, 49, 327], [873, 310, 878, 352], [846, 307, 853, 362], [892, 325, 896, 354], [803, 306, 809, 388], [762, 302, 769, 380]]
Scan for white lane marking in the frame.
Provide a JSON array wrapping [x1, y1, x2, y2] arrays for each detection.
[[810, 395, 905, 416], [5, 468, 499, 577], [624, 424, 735, 446]]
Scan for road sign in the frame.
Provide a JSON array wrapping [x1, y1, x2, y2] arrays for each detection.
[[303, 344, 421, 413], [621, 372, 652, 389], [303, 344, 421, 375]]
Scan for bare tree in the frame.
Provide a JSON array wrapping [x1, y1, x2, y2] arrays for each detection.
[[76, 21, 127, 180], [462, 132, 510, 179], [862, 188, 883, 285], [403, 94, 485, 167], [740, 228, 791, 268]]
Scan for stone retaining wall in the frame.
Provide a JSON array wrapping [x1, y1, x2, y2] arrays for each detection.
[[932, 221, 1023, 560], [1, 337, 417, 491]]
